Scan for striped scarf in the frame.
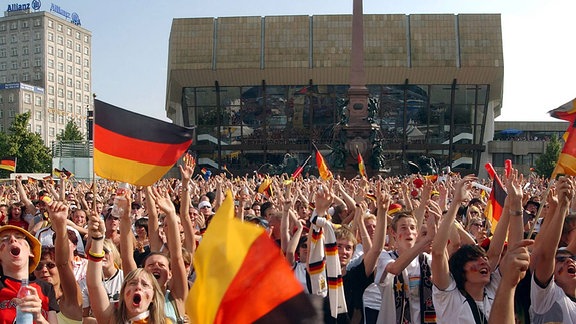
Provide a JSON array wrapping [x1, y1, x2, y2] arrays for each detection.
[[309, 214, 348, 318]]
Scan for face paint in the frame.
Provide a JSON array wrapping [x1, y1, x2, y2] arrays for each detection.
[[469, 264, 479, 272]]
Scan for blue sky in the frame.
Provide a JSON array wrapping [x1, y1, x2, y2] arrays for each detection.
[[37, 0, 576, 121]]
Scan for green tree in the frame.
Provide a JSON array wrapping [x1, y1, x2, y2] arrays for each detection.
[[57, 120, 84, 141], [0, 112, 52, 176], [534, 134, 562, 179]]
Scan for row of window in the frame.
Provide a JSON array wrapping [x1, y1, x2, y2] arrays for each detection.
[[0, 18, 90, 43], [0, 72, 42, 83], [0, 32, 41, 44], [0, 45, 42, 57], [46, 92, 91, 105]]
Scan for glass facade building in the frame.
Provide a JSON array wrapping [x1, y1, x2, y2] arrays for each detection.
[[166, 14, 503, 176]]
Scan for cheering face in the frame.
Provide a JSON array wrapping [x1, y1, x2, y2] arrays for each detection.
[[554, 253, 576, 289], [0, 230, 32, 270], [144, 254, 171, 288], [463, 256, 491, 286], [124, 275, 155, 318], [393, 217, 418, 252]]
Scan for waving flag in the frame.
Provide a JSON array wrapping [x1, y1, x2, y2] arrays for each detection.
[[315, 150, 333, 180], [94, 99, 194, 186], [186, 190, 316, 323], [549, 99, 576, 178], [357, 149, 366, 178], [53, 168, 74, 178], [484, 163, 507, 234], [0, 157, 16, 172]]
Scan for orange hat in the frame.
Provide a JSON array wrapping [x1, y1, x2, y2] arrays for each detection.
[[0, 225, 41, 274]]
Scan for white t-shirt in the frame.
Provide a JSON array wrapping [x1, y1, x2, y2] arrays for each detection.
[[375, 250, 431, 324], [432, 271, 501, 324], [530, 274, 576, 323], [80, 268, 124, 308]]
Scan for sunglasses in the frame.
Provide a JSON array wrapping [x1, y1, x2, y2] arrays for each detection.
[[35, 261, 57, 271], [555, 254, 576, 263]]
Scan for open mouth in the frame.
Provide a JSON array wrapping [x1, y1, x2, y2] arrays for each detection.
[[132, 293, 142, 307], [152, 271, 161, 280], [479, 268, 489, 275], [568, 266, 576, 275], [10, 247, 20, 256]]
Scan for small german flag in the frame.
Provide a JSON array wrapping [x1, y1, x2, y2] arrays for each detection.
[[0, 157, 16, 172], [53, 168, 74, 178], [42, 175, 55, 185], [94, 99, 194, 186]]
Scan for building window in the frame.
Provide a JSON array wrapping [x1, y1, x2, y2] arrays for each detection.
[[58, 114, 64, 124], [21, 59, 29, 68], [11, 61, 18, 69], [24, 93, 32, 104], [35, 111, 42, 120], [11, 48, 17, 56], [84, 59, 89, 67], [67, 103, 73, 112], [48, 59, 54, 68], [34, 72, 41, 80], [57, 62, 63, 71], [34, 45, 41, 54], [75, 80, 81, 89], [75, 68, 81, 77], [34, 58, 41, 67], [8, 109, 15, 116], [35, 125, 41, 134], [0, 36, 5, 44], [75, 55, 81, 64], [66, 52, 72, 61], [22, 46, 28, 55], [67, 78, 72, 87], [58, 88, 64, 98], [21, 20, 29, 28], [20, 32, 28, 42], [75, 43, 81, 52], [57, 75, 64, 84], [11, 35, 17, 43], [57, 24, 62, 32], [76, 105, 82, 115], [0, 24, 5, 31], [34, 31, 40, 40], [67, 27, 72, 36], [49, 127, 55, 137], [8, 94, 14, 103], [57, 49, 63, 58], [48, 112, 55, 122], [84, 95, 90, 103], [22, 73, 30, 81], [48, 32, 53, 42], [35, 96, 41, 106], [47, 46, 53, 55], [67, 90, 73, 100], [48, 72, 54, 81], [66, 65, 72, 74], [75, 31, 80, 40], [84, 71, 89, 79], [58, 101, 64, 111], [84, 83, 90, 91], [84, 35, 89, 42], [84, 47, 89, 55], [10, 22, 17, 30], [47, 19, 52, 28], [0, 49, 5, 58], [0, 62, 5, 70], [48, 99, 55, 109], [48, 86, 54, 95], [66, 40, 72, 49], [57, 36, 63, 45]]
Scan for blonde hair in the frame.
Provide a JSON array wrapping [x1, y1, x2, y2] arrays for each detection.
[[115, 268, 166, 324], [103, 239, 121, 269]]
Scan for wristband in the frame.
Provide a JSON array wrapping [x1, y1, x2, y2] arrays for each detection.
[[87, 254, 103, 262], [88, 250, 106, 259], [510, 210, 523, 216], [91, 236, 104, 241]]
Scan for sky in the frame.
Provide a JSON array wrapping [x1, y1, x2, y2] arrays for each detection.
[[36, 0, 576, 122]]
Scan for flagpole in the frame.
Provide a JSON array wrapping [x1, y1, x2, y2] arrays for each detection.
[[14, 157, 17, 173], [527, 177, 554, 239], [91, 95, 97, 217]]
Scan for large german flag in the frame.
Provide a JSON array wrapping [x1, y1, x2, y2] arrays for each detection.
[[186, 190, 316, 323], [94, 100, 194, 186], [549, 99, 576, 178], [0, 157, 16, 172]]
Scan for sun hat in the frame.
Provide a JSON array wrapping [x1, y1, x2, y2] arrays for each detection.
[[0, 225, 41, 274]]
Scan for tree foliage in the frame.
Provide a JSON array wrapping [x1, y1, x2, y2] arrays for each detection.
[[534, 134, 562, 179], [0, 112, 52, 176], [57, 120, 84, 141]]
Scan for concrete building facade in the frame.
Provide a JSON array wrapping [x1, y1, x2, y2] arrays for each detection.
[[166, 13, 504, 176], [0, 3, 91, 146]]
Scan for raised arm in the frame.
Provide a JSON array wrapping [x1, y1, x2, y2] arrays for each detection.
[[144, 186, 163, 252], [533, 177, 574, 285], [364, 182, 390, 276], [15, 176, 35, 215], [117, 189, 137, 274], [178, 159, 196, 254], [151, 186, 188, 314], [431, 175, 476, 290], [48, 201, 82, 318], [86, 211, 114, 323]]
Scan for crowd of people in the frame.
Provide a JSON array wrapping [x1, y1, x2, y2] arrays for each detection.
[[0, 160, 574, 323]]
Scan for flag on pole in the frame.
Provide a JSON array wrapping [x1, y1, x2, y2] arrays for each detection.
[[0, 157, 16, 172], [53, 168, 74, 178], [284, 154, 312, 184], [94, 99, 194, 186], [315, 150, 333, 180], [484, 163, 507, 234], [548, 98, 576, 124], [185, 190, 316, 323], [357, 148, 366, 178]]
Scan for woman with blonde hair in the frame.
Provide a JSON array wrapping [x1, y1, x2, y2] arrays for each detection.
[[86, 211, 171, 323]]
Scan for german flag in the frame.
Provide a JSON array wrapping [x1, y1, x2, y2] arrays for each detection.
[[315, 150, 333, 181], [186, 190, 316, 323], [53, 168, 74, 178], [484, 163, 507, 234], [0, 157, 16, 172], [94, 99, 194, 186], [552, 120, 576, 178], [357, 149, 367, 178]]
